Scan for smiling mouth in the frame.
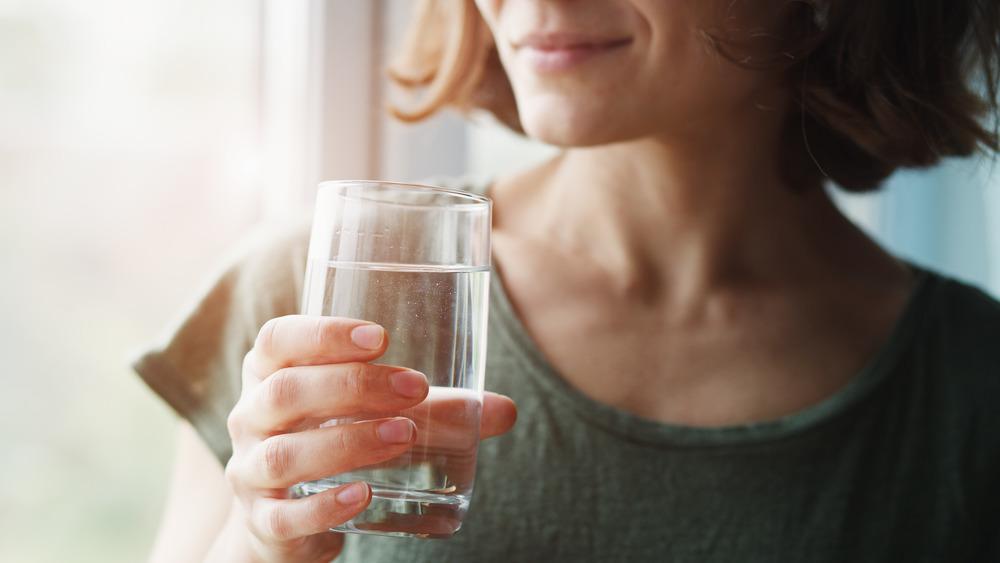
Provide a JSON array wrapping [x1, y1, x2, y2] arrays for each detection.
[[513, 35, 633, 73]]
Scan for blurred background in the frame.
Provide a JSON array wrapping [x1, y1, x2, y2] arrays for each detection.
[[0, 1, 997, 561]]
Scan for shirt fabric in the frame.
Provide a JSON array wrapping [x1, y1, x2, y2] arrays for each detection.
[[133, 178, 1000, 562]]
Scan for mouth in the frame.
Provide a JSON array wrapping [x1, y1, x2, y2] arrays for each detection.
[[512, 33, 633, 73]]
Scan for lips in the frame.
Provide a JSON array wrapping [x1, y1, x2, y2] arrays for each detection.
[[512, 33, 633, 73]]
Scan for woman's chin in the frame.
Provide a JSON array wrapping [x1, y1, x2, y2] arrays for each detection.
[[520, 112, 630, 148]]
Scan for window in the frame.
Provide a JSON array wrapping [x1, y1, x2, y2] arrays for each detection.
[[831, 159, 1000, 297], [0, 1, 260, 560]]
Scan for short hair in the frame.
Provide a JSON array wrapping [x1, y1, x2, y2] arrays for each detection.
[[388, 0, 1000, 192]]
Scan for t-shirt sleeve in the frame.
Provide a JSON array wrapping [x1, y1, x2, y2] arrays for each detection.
[[132, 220, 311, 466]]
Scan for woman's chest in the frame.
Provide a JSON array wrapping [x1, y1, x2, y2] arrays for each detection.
[[491, 240, 887, 426]]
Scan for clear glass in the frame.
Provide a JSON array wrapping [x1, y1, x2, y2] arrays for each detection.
[[290, 180, 491, 539]]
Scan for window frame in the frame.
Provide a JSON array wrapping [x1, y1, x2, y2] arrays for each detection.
[[259, 0, 467, 222]]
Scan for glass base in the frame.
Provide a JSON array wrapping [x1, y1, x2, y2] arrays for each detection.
[[291, 480, 469, 539]]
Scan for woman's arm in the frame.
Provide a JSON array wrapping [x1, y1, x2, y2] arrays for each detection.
[[148, 421, 234, 562]]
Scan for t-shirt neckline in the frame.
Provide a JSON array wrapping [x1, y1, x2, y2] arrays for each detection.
[[472, 176, 941, 448]]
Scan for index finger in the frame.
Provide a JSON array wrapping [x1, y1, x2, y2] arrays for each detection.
[[251, 315, 389, 377]]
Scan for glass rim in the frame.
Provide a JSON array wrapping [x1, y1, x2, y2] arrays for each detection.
[[317, 179, 491, 208]]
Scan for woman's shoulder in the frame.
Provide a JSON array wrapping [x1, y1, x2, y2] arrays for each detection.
[[916, 269, 1000, 404], [925, 272, 1000, 361]]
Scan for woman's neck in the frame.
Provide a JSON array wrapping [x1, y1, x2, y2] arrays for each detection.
[[492, 118, 907, 307]]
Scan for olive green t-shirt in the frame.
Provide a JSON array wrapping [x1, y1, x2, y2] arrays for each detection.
[[134, 179, 1000, 562]]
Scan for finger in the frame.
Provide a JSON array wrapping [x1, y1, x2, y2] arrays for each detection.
[[240, 363, 429, 435], [398, 390, 481, 451], [252, 315, 389, 376], [481, 392, 518, 439], [237, 417, 417, 489], [251, 482, 371, 543], [397, 391, 517, 449]]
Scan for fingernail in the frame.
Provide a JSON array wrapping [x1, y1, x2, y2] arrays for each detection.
[[335, 482, 368, 505], [389, 370, 427, 398], [377, 418, 414, 444], [350, 324, 384, 350]]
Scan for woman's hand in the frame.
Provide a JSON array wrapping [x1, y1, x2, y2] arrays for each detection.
[[215, 315, 517, 562]]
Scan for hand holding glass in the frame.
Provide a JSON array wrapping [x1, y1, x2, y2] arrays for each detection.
[[290, 181, 491, 539]]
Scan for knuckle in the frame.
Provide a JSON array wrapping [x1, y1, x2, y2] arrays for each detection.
[[313, 317, 376, 357], [259, 436, 294, 483], [241, 350, 257, 378], [261, 369, 300, 413], [259, 502, 293, 542], [337, 362, 368, 399], [255, 317, 281, 356], [226, 406, 243, 439], [313, 316, 341, 353], [330, 426, 360, 457], [223, 457, 243, 489]]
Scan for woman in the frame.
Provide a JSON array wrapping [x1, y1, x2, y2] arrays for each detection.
[[137, 0, 1000, 561]]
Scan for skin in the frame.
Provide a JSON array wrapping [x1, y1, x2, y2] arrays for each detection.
[[150, 0, 913, 561], [477, 0, 912, 425], [151, 318, 517, 562]]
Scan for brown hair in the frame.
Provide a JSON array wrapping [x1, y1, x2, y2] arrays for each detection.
[[388, 0, 1000, 192]]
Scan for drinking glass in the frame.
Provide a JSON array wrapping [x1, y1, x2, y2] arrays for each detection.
[[290, 180, 491, 539]]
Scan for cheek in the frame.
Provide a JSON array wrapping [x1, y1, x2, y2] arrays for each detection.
[[632, 4, 722, 109]]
